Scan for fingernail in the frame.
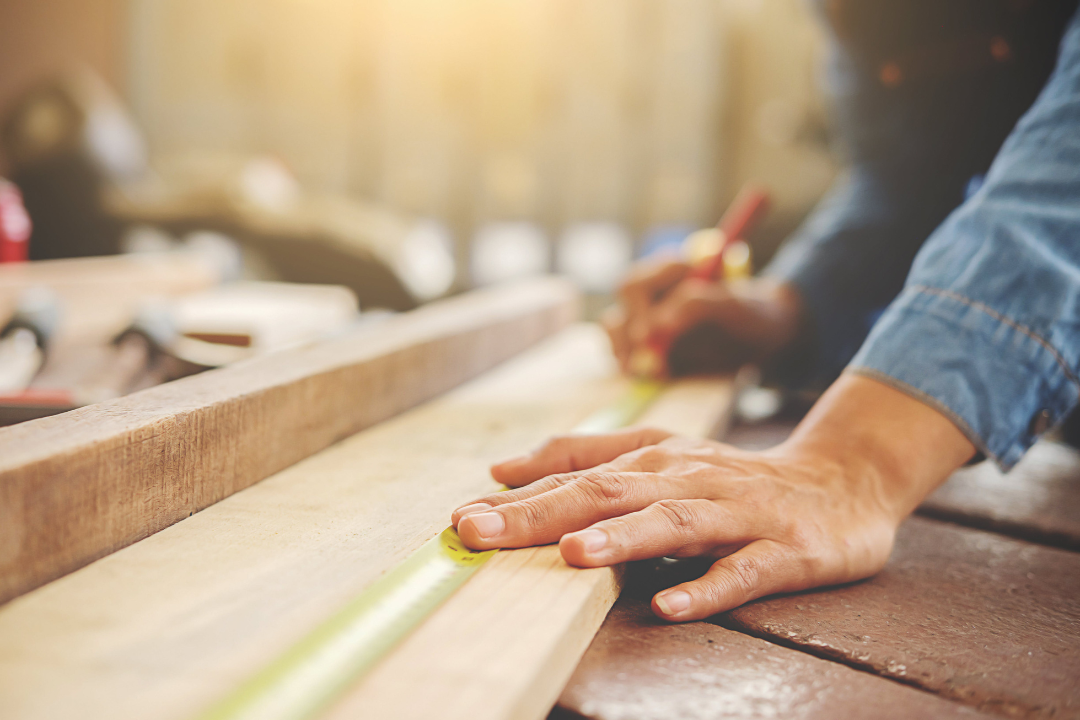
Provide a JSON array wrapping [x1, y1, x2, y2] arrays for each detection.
[[655, 590, 691, 616], [455, 503, 492, 520], [465, 512, 505, 539], [573, 529, 608, 553]]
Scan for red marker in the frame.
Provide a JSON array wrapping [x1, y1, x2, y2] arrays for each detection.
[[0, 180, 31, 264], [629, 184, 771, 378]]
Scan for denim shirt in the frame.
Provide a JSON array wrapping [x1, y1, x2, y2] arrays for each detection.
[[766, 3, 1080, 468]]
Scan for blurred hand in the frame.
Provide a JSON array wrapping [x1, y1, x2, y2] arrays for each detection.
[[451, 375, 975, 621], [601, 258, 805, 376]]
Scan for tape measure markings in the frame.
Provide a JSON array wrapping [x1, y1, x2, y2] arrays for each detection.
[[196, 379, 664, 720]]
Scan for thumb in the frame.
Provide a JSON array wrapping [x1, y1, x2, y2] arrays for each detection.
[[651, 540, 789, 622]]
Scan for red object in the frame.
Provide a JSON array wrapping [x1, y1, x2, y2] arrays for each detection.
[[0, 180, 32, 263], [688, 184, 771, 282], [636, 184, 771, 376], [0, 387, 75, 407]]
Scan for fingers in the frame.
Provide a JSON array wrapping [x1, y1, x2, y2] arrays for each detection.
[[619, 259, 690, 346], [651, 540, 794, 622], [490, 427, 672, 487], [600, 304, 631, 372], [450, 469, 589, 526], [559, 499, 755, 567], [648, 279, 733, 341], [456, 470, 698, 550]]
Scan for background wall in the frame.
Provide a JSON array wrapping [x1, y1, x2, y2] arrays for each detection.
[[126, 0, 837, 257], [0, 0, 838, 279]]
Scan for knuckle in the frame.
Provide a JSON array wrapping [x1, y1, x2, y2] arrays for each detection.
[[543, 472, 580, 489], [576, 472, 631, 504], [724, 555, 762, 595], [652, 499, 698, 533], [630, 445, 673, 472], [514, 499, 550, 530]]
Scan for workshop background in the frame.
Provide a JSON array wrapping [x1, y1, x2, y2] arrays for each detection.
[[0, 0, 835, 307]]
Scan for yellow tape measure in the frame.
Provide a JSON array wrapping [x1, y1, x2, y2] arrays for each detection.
[[195, 379, 665, 720]]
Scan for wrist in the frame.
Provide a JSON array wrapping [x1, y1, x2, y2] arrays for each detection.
[[777, 373, 976, 521]]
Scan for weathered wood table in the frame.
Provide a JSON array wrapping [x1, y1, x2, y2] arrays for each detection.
[[554, 412, 1080, 720]]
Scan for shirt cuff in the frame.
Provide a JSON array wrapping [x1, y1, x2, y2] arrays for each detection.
[[848, 285, 1080, 470]]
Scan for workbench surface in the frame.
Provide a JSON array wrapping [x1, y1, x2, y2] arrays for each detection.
[[554, 415, 1080, 720]]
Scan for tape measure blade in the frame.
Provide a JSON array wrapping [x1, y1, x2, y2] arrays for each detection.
[[199, 529, 495, 720], [195, 380, 665, 720]]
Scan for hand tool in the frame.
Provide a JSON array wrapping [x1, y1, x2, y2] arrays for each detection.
[[628, 185, 770, 378]]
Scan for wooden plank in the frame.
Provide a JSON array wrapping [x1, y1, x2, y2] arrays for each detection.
[[325, 374, 738, 720], [555, 597, 995, 720], [0, 277, 577, 604], [0, 253, 220, 343], [722, 516, 1080, 719], [0, 323, 624, 720], [920, 441, 1080, 550]]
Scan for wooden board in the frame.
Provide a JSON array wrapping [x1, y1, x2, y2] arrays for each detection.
[[555, 598, 994, 720], [0, 253, 220, 344], [722, 516, 1080, 719], [920, 441, 1080, 550], [0, 325, 735, 720], [0, 277, 577, 604], [325, 374, 738, 720]]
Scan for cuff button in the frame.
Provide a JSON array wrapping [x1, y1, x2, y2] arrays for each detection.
[[1029, 409, 1053, 437]]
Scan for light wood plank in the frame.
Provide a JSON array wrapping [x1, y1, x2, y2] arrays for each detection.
[[0, 277, 577, 604], [0, 323, 624, 720], [0, 253, 220, 344], [0, 325, 735, 720], [325, 372, 738, 720]]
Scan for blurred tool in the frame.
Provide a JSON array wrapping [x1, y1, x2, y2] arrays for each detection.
[[0, 180, 32, 263], [0, 281, 362, 425], [0, 70, 426, 311], [629, 185, 771, 378], [0, 288, 60, 393]]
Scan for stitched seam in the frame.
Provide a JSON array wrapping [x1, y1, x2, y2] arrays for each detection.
[[909, 285, 1080, 391], [844, 366, 1003, 468]]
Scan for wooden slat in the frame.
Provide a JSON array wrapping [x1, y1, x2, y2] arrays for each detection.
[[0, 325, 735, 720], [0, 323, 618, 720], [920, 441, 1080, 550], [0, 277, 577, 604], [0, 253, 220, 343], [723, 516, 1080, 719], [325, 373, 738, 720], [556, 597, 995, 720]]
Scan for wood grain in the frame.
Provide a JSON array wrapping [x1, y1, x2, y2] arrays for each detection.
[[557, 597, 995, 720], [0, 323, 621, 720], [0, 277, 577, 604], [723, 516, 1080, 719], [920, 441, 1080, 550], [0, 326, 735, 720], [0, 252, 220, 344], [326, 372, 738, 720]]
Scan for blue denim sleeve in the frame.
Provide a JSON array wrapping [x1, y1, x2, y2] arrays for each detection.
[[849, 9, 1080, 469]]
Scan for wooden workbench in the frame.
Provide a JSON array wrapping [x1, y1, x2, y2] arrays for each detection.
[[2, 270, 1076, 719], [554, 412, 1080, 720]]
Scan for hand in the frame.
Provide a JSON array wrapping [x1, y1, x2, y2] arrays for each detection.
[[601, 257, 805, 376], [452, 375, 975, 621]]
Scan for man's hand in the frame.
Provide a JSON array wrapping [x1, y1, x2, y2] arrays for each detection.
[[601, 257, 805, 376], [452, 375, 976, 621]]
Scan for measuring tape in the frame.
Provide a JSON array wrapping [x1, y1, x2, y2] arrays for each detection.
[[196, 379, 665, 720]]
